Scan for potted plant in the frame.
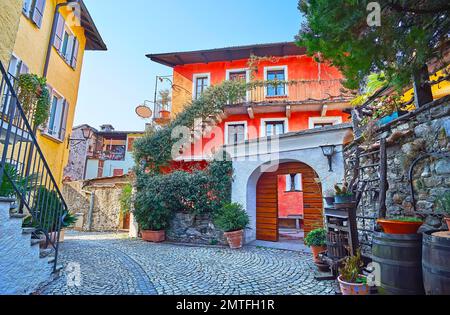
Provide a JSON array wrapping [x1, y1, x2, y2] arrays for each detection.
[[157, 89, 171, 119], [323, 189, 335, 207], [214, 203, 250, 249], [334, 182, 353, 204], [436, 192, 450, 230], [377, 216, 423, 234], [338, 250, 370, 295], [304, 228, 327, 263]]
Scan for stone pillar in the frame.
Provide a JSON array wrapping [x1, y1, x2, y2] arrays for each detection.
[[129, 212, 139, 238]]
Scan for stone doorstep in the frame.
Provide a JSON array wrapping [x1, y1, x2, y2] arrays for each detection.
[[164, 241, 228, 250]]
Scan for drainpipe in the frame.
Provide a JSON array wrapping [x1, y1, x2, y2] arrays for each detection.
[[81, 189, 95, 231], [43, 0, 79, 77]]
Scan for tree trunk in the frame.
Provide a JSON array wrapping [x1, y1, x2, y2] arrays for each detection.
[[413, 64, 433, 108]]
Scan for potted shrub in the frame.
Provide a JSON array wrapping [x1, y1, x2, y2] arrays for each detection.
[[377, 216, 423, 234], [338, 250, 370, 295], [436, 192, 450, 230], [323, 189, 335, 207], [157, 89, 171, 120], [138, 205, 171, 243], [214, 203, 250, 249], [304, 228, 327, 263], [334, 182, 353, 204]]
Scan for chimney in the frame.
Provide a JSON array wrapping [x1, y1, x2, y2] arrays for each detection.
[[100, 124, 115, 132]]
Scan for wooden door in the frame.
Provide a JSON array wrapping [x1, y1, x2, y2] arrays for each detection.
[[256, 162, 323, 241]]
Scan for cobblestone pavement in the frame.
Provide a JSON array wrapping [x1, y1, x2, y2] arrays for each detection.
[[38, 232, 336, 295]]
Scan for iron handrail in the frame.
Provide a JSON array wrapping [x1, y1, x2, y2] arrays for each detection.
[[0, 61, 67, 272]]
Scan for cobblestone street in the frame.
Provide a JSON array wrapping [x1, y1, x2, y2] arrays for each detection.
[[38, 232, 336, 295]]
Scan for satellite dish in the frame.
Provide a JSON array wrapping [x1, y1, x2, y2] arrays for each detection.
[[135, 104, 152, 119]]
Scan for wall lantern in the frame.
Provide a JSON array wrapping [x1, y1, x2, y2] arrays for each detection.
[[321, 144, 336, 172], [67, 126, 94, 148]]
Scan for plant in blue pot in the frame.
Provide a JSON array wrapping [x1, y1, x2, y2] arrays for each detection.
[[334, 182, 353, 204]]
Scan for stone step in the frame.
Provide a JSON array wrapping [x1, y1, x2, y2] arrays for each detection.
[[39, 248, 54, 258], [22, 227, 36, 235], [10, 213, 27, 219]]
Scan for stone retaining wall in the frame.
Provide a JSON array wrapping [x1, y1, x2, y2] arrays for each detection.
[[63, 177, 129, 231], [167, 212, 226, 245], [344, 96, 450, 246]]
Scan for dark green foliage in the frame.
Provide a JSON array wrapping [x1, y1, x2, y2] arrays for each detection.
[[436, 191, 450, 216], [334, 182, 352, 197], [297, 0, 449, 90], [213, 203, 250, 233], [31, 187, 65, 232], [339, 250, 366, 283], [119, 183, 132, 215], [0, 163, 37, 198], [390, 216, 423, 223], [17, 73, 50, 127], [304, 228, 326, 247]]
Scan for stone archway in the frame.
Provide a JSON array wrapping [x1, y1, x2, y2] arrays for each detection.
[[256, 162, 323, 242]]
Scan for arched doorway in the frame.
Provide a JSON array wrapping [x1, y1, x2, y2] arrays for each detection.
[[256, 162, 323, 242]]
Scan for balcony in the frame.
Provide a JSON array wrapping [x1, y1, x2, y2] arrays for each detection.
[[225, 79, 352, 116]]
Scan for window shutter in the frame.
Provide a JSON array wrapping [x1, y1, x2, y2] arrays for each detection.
[[59, 100, 69, 140], [294, 174, 302, 191], [53, 13, 65, 51], [31, 0, 46, 28], [23, 0, 30, 15], [285, 175, 292, 192], [127, 137, 135, 152], [71, 38, 79, 68]]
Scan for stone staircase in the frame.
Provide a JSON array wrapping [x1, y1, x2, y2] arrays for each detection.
[[0, 199, 61, 295]]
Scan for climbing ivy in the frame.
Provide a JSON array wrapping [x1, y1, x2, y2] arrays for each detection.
[[17, 73, 50, 128]]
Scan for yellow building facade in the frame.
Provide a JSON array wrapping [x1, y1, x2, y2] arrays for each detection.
[[6, 0, 106, 185], [0, 0, 22, 66]]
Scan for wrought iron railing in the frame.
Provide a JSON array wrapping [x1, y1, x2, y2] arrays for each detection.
[[0, 62, 67, 272], [228, 79, 349, 106]]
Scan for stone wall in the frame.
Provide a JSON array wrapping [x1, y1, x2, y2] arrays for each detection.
[[0, 0, 21, 67], [167, 212, 226, 245], [63, 177, 129, 231], [344, 96, 450, 247]]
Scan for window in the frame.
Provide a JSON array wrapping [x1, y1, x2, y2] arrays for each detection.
[[53, 13, 79, 68], [314, 122, 333, 128], [308, 117, 343, 129], [46, 90, 68, 141], [23, 0, 46, 28], [226, 122, 246, 145], [193, 74, 210, 100], [2, 56, 28, 112], [265, 67, 287, 97], [285, 174, 302, 192], [264, 121, 286, 137], [227, 69, 249, 103]]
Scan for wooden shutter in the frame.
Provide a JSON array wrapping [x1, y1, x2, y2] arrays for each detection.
[[53, 13, 65, 51], [127, 137, 135, 152], [58, 100, 69, 140], [32, 0, 46, 28], [71, 38, 79, 68]]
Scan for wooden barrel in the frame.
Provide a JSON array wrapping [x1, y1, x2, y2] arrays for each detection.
[[372, 232, 424, 295], [422, 230, 450, 295]]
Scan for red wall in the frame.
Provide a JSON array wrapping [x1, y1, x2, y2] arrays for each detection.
[[277, 175, 304, 217]]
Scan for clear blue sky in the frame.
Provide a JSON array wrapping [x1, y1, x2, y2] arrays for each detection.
[[75, 0, 303, 131]]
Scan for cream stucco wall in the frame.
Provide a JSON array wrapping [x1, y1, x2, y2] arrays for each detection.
[[0, 0, 21, 67]]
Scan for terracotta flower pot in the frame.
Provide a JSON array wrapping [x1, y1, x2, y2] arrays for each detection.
[[224, 230, 244, 249], [310, 245, 327, 263], [445, 217, 450, 230], [159, 110, 170, 119], [377, 219, 423, 235], [338, 275, 370, 295], [141, 230, 165, 243]]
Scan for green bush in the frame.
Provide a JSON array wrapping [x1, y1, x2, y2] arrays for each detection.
[[0, 163, 37, 198], [304, 228, 326, 247], [390, 216, 422, 223], [436, 191, 450, 217], [120, 183, 132, 215], [214, 203, 249, 233]]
